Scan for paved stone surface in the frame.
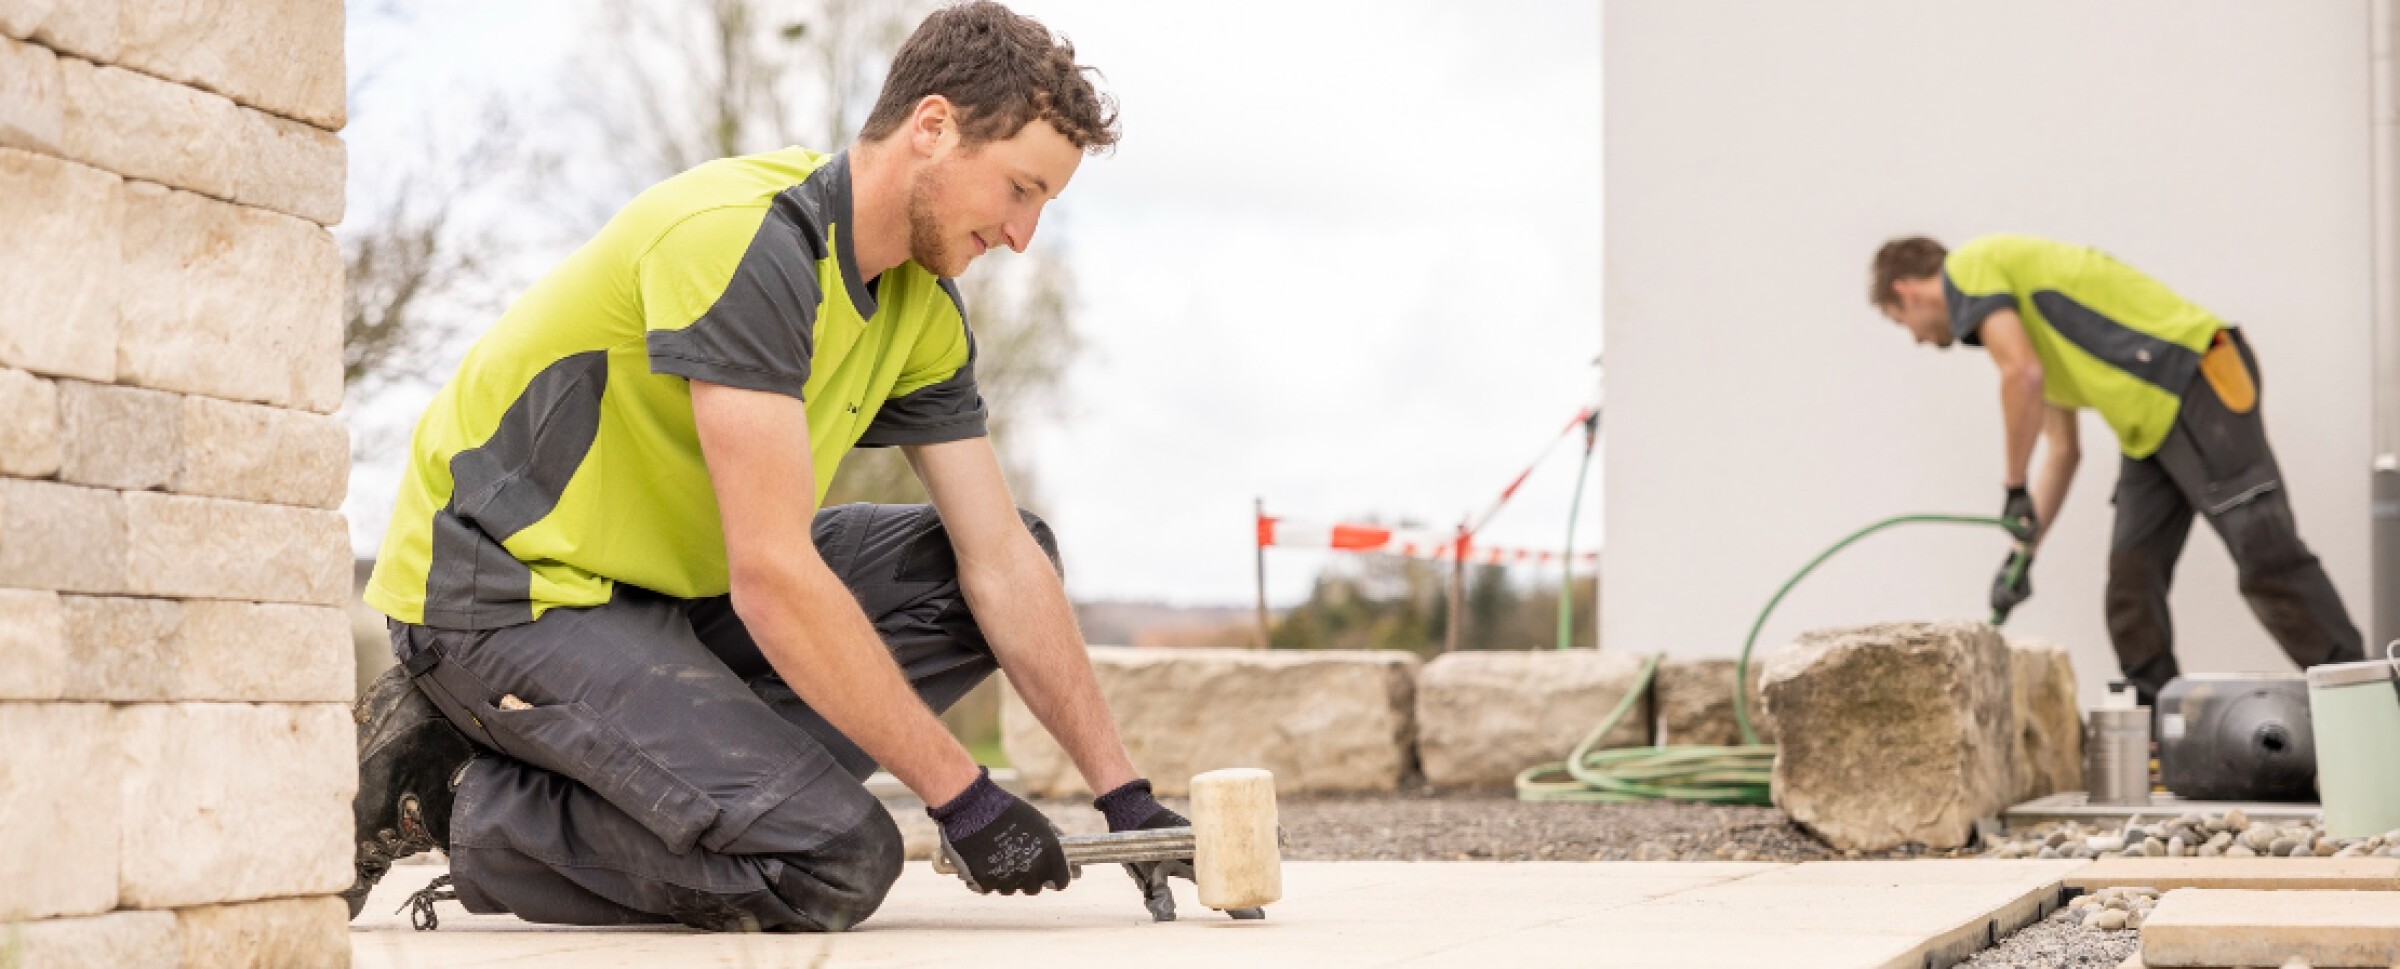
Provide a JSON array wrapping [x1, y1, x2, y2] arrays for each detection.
[[2141, 888, 2400, 968], [354, 859, 2084, 968], [2064, 857, 2400, 892]]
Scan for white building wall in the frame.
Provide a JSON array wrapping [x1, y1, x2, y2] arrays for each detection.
[[1603, 1, 2374, 707]]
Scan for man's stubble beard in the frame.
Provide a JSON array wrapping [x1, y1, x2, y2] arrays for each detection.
[[905, 164, 965, 278]]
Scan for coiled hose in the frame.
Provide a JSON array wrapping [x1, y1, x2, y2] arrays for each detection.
[[1514, 513, 2019, 804]]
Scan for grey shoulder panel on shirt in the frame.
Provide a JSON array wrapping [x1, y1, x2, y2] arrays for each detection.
[[423, 350, 610, 630], [2029, 290, 2201, 395], [855, 290, 989, 448], [646, 191, 828, 399], [1944, 271, 2015, 348]]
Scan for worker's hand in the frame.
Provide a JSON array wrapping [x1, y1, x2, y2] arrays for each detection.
[[1999, 486, 2039, 542], [932, 769, 1071, 896], [1094, 779, 1195, 921], [1990, 547, 2035, 624]]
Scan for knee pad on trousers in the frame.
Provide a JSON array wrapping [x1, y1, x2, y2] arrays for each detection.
[[773, 807, 905, 932], [1017, 508, 1063, 578]]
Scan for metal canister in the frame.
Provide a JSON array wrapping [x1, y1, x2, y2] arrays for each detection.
[[2085, 707, 2152, 806], [2306, 655, 2400, 839]]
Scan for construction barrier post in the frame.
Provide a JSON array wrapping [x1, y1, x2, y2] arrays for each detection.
[[1253, 497, 1271, 649]]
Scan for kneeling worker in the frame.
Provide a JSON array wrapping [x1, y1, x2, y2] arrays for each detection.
[[347, 2, 1187, 931], [1867, 233, 2364, 704]]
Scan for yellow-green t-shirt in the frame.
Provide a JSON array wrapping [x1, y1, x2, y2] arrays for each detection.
[[366, 148, 986, 629], [1943, 234, 2223, 458]]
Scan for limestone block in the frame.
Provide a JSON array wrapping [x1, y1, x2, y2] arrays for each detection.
[[0, 703, 120, 920], [2141, 888, 2400, 968], [1415, 649, 1650, 790], [0, 478, 127, 594], [1760, 621, 2016, 852], [1001, 647, 1420, 796], [59, 56, 241, 200], [174, 601, 354, 702], [57, 380, 181, 491], [53, 598, 351, 702], [123, 492, 348, 605], [2006, 637, 2083, 804], [0, 590, 66, 699], [1654, 657, 1779, 747], [0, 910, 176, 969], [231, 109, 344, 225], [117, 182, 342, 413], [113, 0, 346, 130], [179, 396, 349, 508], [0, 0, 120, 64], [0, 149, 121, 382], [176, 896, 349, 969], [117, 702, 354, 908], [0, 34, 61, 154], [0, 367, 62, 477], [57, 595, 178, 700]]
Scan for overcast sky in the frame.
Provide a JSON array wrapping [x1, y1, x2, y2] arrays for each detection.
[[344, 0, 1603, 607]]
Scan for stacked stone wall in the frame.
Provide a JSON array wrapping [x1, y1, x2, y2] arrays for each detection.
[[0, 2, 353, 965]]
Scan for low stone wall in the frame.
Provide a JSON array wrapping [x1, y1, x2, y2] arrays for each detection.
[[2006, 636, 2084, 804], [1001, 646, 1419, 797], [0, 3, 351, 965], [1653, 657, 1777, 747], [1761, 622, 2017, 852], [1415, 650, 1650, 790]]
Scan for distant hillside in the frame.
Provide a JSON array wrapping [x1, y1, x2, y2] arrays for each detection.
[[1074, 600, 1267, 649]]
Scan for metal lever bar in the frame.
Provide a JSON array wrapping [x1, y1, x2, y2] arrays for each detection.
[[931, 827, 1196, 876]]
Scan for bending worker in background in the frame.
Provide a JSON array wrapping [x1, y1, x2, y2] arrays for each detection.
[[344, 3, 1195, 932], [1868, 233, 2365, 704]]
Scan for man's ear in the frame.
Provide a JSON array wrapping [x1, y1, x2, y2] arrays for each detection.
[[908, 95, 957, 157]]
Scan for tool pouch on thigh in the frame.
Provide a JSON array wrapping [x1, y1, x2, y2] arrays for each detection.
[[2200, 331, 2257, 414]]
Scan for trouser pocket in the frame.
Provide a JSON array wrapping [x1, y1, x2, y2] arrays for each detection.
[[484, 701, 722, 856]]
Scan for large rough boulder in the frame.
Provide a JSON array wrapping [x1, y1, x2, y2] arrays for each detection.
[[1760, 621, 2016, 852], [1654, 657, 1778, 747], [1415, 650, 1651, 790], [2006, 637, 2083, 803], [1001, 646, 1419, 797]]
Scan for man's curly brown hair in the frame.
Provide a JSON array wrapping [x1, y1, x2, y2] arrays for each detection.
[[1869, 236, 1947, 307], [860, 2, 1120, 153]]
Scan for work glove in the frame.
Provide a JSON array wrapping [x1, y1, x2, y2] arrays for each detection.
[[1093, 778, 1264, 922], [1999, 486, 2039, 542], [1990, 546, 2035, 624], [932, 768, 1071, 896]]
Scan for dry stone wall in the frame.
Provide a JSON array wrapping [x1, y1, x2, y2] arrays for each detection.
[[0, 2, 352, 965]]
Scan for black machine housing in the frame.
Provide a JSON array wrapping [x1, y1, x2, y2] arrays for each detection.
[[2157, 674, 2317, 802]]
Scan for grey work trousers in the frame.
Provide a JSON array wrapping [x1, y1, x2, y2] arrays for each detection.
[[391, 503, 1055, 932], [2104, 328, 2364, 704]]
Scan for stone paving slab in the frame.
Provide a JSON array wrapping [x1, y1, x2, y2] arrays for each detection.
[[2063, 857, 2400, 893], [2002, 792, 2321, 829], [2141, 888, 2400, 968], [355, 859, 2084, 968]]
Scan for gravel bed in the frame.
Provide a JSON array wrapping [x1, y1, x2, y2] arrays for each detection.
[[1956, 904, 2140, 969], [1979, 808, 2400, 861]]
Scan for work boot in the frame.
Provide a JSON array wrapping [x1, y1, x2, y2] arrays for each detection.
[[342, 664, 473, 920]]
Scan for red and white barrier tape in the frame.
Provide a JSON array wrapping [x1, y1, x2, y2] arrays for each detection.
[[1256, 516, 1597, 566]]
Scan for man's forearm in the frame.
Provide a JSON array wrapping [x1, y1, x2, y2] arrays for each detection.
[[962, 536, 1138, 795], [734, 560, 980, 805], [2030, 426, 2079, 549], [1999, 371, 2045, 486]]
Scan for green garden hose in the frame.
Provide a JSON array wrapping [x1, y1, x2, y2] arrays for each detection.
[[1515, 513, 2020, 805]]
